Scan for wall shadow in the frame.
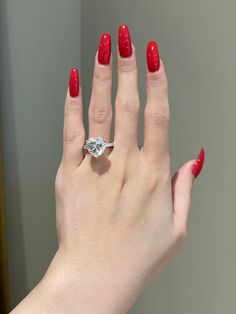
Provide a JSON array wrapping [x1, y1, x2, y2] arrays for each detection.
[[0, 0, 27, 309]]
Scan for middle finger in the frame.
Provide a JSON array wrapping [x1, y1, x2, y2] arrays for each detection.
[[88, 32, 113, 144], [114, 25, 140, 153]]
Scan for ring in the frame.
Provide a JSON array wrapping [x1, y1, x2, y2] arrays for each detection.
[[83, 137, 114, 158]]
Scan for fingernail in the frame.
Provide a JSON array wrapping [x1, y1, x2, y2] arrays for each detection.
[[146, 41, 160, 72], [69, 67, 79, 97], [118, 24, 132, 57], [191, 148, 205, 178], [98, 32, 111, 65]]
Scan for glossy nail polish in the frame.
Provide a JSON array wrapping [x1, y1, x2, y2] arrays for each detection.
[[98, 32, 111, 65], [69, 67, 79, 97], [191, 148, 205, 178], [118, 24, 132, 57], [146, 41, 160, 72]]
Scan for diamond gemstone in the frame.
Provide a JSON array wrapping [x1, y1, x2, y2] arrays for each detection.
[[85, 137, 106, 158]]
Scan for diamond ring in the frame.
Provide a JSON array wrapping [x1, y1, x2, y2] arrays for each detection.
[[83, 137, 114, 158]]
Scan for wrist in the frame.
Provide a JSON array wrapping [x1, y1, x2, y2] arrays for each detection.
[[42, 249, 138, 314], [11, 249, 139, 314], [45, 250, 127, 314]]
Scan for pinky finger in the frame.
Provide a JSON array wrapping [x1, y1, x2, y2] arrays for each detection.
[[62, 68, 85, 169]]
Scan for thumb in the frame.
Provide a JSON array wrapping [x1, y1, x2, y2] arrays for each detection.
[[172, 148, 205, 226]]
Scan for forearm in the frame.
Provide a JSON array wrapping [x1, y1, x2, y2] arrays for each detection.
[[10, 250, 132, 314]]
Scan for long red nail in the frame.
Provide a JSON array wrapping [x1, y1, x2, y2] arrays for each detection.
[[69, 67, 79, 97], [146, 41, 160, 72], [118, 24, 132, 57], [191, 148, 205, 178], [98, 32, 111, 65]]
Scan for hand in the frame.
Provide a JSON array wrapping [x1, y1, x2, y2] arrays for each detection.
[[11, 25, 205, 314]]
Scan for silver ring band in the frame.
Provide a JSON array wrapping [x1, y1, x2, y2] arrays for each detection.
[[104, 142, 114, 148], [83, 137, 114, 158]]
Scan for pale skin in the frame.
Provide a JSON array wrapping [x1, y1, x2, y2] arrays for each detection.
[[11, 44, 200, 314]]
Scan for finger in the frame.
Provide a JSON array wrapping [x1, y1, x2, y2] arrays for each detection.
[[62, 68, 85, 169], [114, 25, 140, 152], [142, 42, 170, 165], [172, 149, 205, 230], [88, 33, 113, 144]]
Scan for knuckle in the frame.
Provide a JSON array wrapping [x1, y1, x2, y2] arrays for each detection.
[[147, 72, 169, 93], [64, 129, 85, 145], [145, 108, 169, 128], [94, 70, 112, 83], [89, 106, 112, 124], [147, 72, 159, 87], [119, 59, 137, 73], [65, 100, 81, 113], [117, 98, 139, 115]]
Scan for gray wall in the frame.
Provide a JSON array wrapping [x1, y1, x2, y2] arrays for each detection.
[[82, 1, 236, 313], [1, 0, 82, 307], [1, 0, 236, 313]]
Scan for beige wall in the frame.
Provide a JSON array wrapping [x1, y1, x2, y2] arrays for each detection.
[[1, 0, 236, 312]]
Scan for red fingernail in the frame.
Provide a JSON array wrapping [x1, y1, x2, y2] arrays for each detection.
[[146, 41, 160, 72], [69, 67, 79, 97], [98, 32, 111, 65], [191, 148, 205, 178], [118, 24, 132, 57]]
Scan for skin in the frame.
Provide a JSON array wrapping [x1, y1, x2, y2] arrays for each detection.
[[11, 45, 198, 314]]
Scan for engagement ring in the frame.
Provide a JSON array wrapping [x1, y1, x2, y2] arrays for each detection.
[[83, 137, 114, 158]]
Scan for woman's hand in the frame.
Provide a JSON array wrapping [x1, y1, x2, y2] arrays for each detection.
[[11, 25, 204, 314]]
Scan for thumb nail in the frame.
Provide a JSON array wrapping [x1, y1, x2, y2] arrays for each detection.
[[191, 148, 205, 178]]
